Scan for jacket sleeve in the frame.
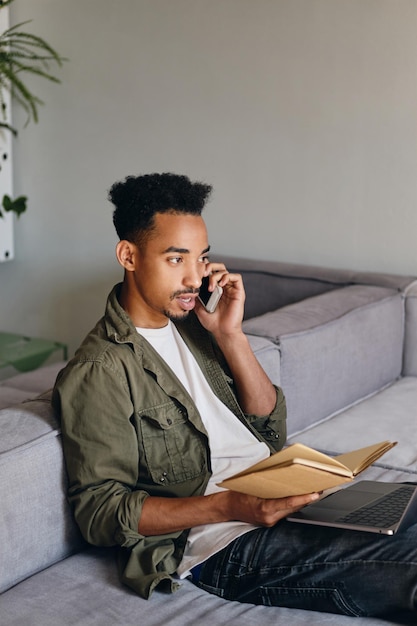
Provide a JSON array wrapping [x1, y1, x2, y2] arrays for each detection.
[[53, 359, 148, 548], [244, 385, 287, 453]]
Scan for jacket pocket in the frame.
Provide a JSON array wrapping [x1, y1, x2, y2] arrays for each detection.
[[137, 402, 207, 485]]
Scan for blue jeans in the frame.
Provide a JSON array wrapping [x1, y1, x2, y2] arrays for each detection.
[[194, 520, 417, 618]]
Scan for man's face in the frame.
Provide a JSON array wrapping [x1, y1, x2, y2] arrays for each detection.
[[128, 212, 210, 327]]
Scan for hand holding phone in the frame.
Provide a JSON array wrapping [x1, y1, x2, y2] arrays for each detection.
[[198, 275, 223, 313]]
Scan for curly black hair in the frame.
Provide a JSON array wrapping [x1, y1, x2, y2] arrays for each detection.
[[108, 173, 212, 244]]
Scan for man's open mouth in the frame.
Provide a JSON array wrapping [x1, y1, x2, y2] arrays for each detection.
[[175, 294, 197, 310]]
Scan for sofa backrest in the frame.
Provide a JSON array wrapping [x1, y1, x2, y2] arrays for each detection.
[[215, 254, 416, 320], [0, 392, 85, 593], [244, 284, 405, 435]]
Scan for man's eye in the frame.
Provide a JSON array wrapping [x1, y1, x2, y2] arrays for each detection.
[[199, 255, 210, 264], [169, 257, 183, 264]]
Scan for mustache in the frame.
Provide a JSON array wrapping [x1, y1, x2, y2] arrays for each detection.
[[171, 288, 200, 300]]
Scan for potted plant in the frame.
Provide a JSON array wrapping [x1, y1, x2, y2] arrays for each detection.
[[0, 0, 65, 222]]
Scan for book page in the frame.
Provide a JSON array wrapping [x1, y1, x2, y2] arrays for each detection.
[[220, 464, 353, 498], [224, 443, 348, 481], [335, 441, 397, 475]]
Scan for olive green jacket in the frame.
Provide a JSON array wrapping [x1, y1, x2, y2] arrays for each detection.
[[52, 284, 287, 599]]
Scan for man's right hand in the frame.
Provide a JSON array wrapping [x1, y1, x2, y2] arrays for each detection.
[[222, 489, 321, 528], [138, 490, 321, 536]]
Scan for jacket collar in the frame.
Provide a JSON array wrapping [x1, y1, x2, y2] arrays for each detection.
[[104, 283, 139, 347]]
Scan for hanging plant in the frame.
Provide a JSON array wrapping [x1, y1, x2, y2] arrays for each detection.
[[0, 0, 66, 218]]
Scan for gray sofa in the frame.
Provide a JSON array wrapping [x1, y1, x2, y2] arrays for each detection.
[[1, 256, 416, 625]]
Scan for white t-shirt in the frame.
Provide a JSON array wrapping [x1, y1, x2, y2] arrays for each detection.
[[136, 322, 270, 578]]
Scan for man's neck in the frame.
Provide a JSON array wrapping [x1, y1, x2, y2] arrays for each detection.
[[118, 281, 168, 329]]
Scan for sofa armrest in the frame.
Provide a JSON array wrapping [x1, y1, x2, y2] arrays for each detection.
[[0, 394, 85, 593], [403, 280, 417, 376], [243, 285, 404, 436]]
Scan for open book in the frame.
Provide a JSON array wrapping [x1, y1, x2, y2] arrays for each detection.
[[218, 441, 397, 498]]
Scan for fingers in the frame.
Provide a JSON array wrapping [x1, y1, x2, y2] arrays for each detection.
[[259, 493, 321, 526], [204, 263, 241, 291], [282, 492, 321, 511], [227, 491, 321, 528], [204, 262, 226, 276]]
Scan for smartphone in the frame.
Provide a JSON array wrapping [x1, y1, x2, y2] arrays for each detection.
[[198, 275, 223, 313]]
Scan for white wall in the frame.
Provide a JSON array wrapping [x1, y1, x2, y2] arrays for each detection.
[[0, 0, 416, 355]]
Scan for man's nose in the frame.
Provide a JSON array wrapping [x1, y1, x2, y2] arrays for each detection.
[[184, 267, 202, 290]]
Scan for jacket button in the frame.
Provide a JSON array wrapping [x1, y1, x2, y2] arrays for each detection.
[[167, 418, 173, 425]]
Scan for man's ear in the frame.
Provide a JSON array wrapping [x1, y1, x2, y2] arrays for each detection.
[[116, 240, 137, 272]]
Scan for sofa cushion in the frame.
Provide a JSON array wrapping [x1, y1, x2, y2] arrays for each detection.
[[246, 335, 281, 386], [243, 285, 404, 434], [287, 376, 417, 479], [0, 360, 66, 394], [0, 546, 401, 626], [0, 360, 66, 410], [0, 393, 84, 593], [0, 386, 35, 410]]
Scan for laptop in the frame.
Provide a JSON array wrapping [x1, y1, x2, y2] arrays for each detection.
[[287, 480, 417, 535]]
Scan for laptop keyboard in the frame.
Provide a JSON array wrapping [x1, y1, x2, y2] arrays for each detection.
[[336, 485, 415, 529]]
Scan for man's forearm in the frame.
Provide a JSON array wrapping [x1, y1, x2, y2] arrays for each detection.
[[138, 490, 321, 536], [138, 492, 231, 536], [215, 330, 277, 416]]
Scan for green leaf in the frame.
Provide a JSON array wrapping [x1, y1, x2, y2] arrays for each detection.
[[0, 120, 17, 135], [1, 193, 27, 217], [0, 3, 67, 130]]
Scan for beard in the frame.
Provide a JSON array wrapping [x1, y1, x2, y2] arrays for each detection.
[[164, 310, 191, 322], [163, 288, 199, 321]]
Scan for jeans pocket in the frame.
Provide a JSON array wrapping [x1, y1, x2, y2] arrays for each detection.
[[259, 584, 364, 617], [197, 581, 226, 599]]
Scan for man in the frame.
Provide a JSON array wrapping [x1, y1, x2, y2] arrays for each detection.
[[53, 173, 417, 618]]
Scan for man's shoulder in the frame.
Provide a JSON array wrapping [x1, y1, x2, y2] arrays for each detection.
[[73, 315, 146, 367], [53, 323, 147, 408], [72, 283, 142, 363]]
